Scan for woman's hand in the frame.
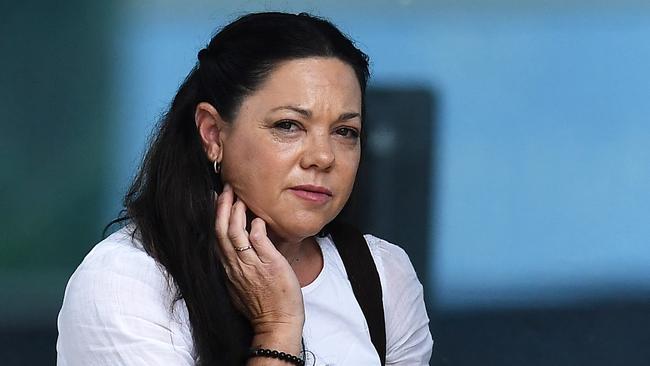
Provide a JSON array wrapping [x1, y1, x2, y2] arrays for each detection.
[[214, 183, 304, 354]]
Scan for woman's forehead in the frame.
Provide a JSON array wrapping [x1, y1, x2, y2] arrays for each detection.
[[242, 57, 362, 114]]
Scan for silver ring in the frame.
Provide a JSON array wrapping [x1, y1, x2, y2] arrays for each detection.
[[234, 245, 253, 252]]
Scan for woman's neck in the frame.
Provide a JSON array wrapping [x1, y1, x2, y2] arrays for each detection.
[[269, 234, 309, 260], [268, 233, 323, 287]]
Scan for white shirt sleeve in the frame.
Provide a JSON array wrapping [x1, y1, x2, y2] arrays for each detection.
[[366, 235, 434, 366], [56, 234, 195, 366]]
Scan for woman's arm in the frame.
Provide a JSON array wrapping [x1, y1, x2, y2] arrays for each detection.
[[368, 236, 433, 365], [214, 183, 305, 365], [57, 182, 306, 366], [56, 240, 195, 365]]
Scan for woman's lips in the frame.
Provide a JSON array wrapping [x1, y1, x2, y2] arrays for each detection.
[[289, 185, 332, 203]]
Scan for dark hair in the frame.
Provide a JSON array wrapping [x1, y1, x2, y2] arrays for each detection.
[[116, 12, 369, 365]]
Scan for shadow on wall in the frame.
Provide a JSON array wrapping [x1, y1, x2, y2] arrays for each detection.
[[345, 86, 437, 290], [431, 298, 650, 366]]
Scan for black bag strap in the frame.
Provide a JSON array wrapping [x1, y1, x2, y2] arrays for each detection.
[[329, 222, 386, 365]]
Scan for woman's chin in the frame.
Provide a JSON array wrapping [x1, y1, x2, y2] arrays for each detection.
[[243, 204, 327, 244], [265, 222, 324, 245]]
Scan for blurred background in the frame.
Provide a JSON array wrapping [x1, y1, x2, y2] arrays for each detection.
[[2, 0, 649, 364]]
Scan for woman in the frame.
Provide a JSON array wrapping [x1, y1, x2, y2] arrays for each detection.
[[57, 12, 432, 365]]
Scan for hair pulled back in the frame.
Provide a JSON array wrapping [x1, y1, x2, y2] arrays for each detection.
[[119, 12, 369, 365]]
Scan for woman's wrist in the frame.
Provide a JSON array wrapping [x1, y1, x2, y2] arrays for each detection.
[[250, 325, 303, 356], [247, 348, 305, 366], [247, 329, 304, 366]]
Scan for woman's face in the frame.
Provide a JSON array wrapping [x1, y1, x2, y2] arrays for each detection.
[[218, 57, 362, 243]]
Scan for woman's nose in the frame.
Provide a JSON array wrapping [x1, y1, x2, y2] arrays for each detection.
[[300, 132, 335, 170]]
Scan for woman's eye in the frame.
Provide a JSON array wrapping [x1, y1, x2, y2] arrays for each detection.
[[335, 127, 360, 138], [274, 120, 299, 131]]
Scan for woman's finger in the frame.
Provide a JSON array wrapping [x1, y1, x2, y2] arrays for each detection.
[[249, 217, 283, 263], [215, 183, 236, 262], [228, 198, 260, 264]]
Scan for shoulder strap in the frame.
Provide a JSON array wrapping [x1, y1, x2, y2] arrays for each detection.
[[329, 222, 386, 365]]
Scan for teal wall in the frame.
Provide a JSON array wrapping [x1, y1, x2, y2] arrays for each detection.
[[1, 1, 114, 326]]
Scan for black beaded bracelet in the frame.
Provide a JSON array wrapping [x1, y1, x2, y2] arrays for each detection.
[[248, 348, 305, 366]]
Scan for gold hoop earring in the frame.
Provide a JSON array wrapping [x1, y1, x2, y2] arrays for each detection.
[[213, 160, 221, 174]]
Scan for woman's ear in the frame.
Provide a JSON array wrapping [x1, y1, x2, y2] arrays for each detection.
[[195, 102, 227, 163]]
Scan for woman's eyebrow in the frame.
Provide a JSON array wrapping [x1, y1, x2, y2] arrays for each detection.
[[338, 112, 360, 121], [270, 105, 312, 117], [270, 105, 360, 121]]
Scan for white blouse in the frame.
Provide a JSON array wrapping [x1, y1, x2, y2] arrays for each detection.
[[56, 227, 433, 365]]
